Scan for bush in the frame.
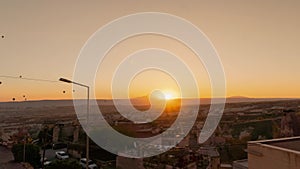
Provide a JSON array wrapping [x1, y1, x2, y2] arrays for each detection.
[[45, 159, 81, 169], [11, 143, 41, 167]]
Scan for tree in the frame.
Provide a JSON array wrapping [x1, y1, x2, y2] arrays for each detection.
[[11, 143, 40, 167], [37, 126, 53, 146], [38, 126, 53, 168], [45, 159, 81, 169]]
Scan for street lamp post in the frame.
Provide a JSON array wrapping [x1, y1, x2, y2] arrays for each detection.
[[22, 95, 29, 163], [23, 134, 26, 162], [59, 78, 90, 169]]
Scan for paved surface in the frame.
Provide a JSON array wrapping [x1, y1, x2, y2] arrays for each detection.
[[41, 148, 67, 161], [0, 146, 25, 169]]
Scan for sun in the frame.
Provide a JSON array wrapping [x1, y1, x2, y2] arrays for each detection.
[[150, 90, 178, 101], [163, 92, 175, 100]]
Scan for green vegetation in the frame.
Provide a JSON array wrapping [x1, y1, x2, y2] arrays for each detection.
[[11, 143, 41, 167], [218, 143, 247, 163], [45, 159, 81, 169], [232, 120, 273, 140], [68, 142, 116, 161], [37, 126, 53, 147]]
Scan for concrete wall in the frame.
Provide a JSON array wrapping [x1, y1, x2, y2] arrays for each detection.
[[248, 142, 300, 169]]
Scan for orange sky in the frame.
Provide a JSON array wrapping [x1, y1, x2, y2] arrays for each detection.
[[1, 0, 300, 101]]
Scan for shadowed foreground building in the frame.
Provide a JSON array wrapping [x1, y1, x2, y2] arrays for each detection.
[[116, 146, 220, 169], [247, 136, 300, 169], [233, 159, 248, 169]]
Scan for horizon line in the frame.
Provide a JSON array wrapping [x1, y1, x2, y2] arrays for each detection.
[[1, 97, 300, 103]]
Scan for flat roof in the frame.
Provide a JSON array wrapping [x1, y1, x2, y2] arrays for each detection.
[[233, 159, 248, 167], [266, 139, 300, 152], [248, 136, 300, 154]]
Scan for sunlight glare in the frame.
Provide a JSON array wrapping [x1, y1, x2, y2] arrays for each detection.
[[164, 92, 174, 100]]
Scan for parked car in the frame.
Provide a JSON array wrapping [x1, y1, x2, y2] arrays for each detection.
[[43, 160, 51, 166], [55, 151, 69, 160], [52, 143, 67, 150], [40, 157, 51, 168], [79, 158, 99, 169]]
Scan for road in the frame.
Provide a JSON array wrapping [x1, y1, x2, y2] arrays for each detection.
[[0, 146, 25, 169], [41, 148, 67, 161]]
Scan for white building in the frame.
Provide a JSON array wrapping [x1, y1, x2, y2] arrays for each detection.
[[247, 136, 300, 169]]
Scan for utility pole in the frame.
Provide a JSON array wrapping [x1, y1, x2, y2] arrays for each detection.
[[41, 126, 48, 169], [23, 134, 26, 162]]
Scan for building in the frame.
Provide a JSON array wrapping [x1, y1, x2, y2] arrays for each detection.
[[247, 136, 300, 169], [232, 159, 248, 169], [198, 147, 220, 169]]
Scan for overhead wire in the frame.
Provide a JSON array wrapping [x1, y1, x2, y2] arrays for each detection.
[[0, 75, 59, 83]]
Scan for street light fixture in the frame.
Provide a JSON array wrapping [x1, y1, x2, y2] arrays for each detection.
[[59, 77, 90, 169]]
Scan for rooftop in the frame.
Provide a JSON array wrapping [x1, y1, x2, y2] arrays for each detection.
[[233, 159, 248, 168], [248, 136, 300, 154]]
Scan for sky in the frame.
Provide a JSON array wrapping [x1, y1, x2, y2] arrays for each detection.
[[1, 0, 300, 101]]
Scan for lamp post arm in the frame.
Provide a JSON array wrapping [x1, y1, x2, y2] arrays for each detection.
[[72, 81, 89, 89], [59, 77, 90, 169]]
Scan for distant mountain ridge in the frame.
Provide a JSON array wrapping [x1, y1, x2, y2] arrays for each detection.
[[0, 97, 298, 108], [227, 96, 250, 99]]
